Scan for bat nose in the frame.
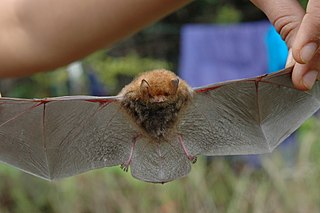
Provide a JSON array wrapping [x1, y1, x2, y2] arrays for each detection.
[[153, 95, 166, 103]]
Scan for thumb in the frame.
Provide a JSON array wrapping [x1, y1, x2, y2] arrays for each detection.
[[290, 0, 320, 90], [292, 0, 320, 64]]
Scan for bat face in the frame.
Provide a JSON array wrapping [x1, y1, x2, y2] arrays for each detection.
[[0, 66, 319, 183]]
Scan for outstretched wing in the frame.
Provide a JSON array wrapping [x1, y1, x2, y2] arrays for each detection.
[[0, 96, 139, 180], [178, 67, 320, 156]]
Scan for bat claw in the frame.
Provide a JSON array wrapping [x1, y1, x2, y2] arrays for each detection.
[[189, 156, 197, 164], [120, 134, 140, 173], [120, 163, 129, 172]]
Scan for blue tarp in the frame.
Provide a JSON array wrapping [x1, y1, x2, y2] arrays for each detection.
[[265, 26, 289, 73], [179, 21, 271, 87]]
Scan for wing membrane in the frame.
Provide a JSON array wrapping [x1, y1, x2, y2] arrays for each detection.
[[131, 137, 191, 183], [0, 100, 49, 178], [179, 67, 320, 156], [0, 97, 139, 180]]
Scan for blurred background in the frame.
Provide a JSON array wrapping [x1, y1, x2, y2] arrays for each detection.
[[1, 0, 320, 212]]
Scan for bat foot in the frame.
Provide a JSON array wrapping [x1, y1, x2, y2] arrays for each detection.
[[120, 134, 140, 173], [120, 164, 129, 172], [189, 156, 197, 164]]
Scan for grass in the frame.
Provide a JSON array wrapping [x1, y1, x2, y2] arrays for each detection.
[[0, 117, 319, 213]]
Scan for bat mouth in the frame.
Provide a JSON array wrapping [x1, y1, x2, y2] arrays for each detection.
[[147, 100, 175, 108], [150, 95, 167, 103]]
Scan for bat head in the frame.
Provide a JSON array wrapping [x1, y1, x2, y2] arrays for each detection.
[[119, 69, 193, 106], [139, 76, 180, 104]]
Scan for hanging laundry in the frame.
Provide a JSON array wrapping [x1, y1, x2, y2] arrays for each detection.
[[179, 21, 270, 87]]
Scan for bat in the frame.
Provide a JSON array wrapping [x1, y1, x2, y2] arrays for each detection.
[[0, 66, 319, 183]]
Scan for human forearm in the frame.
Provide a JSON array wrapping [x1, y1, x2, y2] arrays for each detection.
[[0, 0, 191, 77]]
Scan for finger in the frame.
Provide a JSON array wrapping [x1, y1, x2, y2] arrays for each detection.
[[292, 51, 320, 90], [250, 0, 305, 47], [292, 0, 320, 64]]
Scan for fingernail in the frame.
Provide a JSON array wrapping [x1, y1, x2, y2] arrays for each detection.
[[303, 70, 318, 89], [300, 43, 318, 63], [285, 49, 295, 68]]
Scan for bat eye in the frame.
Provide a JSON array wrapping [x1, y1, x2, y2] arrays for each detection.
[[164, 92, 170, 96]]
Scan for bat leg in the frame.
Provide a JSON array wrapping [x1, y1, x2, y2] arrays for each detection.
[[120, 135, 141, 172], [178, 134, 197, 164]]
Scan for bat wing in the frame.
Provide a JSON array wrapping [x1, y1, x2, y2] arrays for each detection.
[[2, 66, 319, 183], [178, 67, 320, 156], [0, 96, 139, 180], [130, 137, 191, 183]]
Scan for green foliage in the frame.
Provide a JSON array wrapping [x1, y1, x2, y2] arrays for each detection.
[[85, 51, 172, 94], [7, 68, 69, 98], [4, 52, 171, 97], [214, 5, 242, 24], [299, 0, 308, 8], [0, 118, 319, 212]]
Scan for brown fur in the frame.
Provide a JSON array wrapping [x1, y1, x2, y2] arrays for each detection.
[[119, 69, 193, 139]]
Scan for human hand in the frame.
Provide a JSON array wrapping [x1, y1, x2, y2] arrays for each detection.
[[251, 0, 320, 90]]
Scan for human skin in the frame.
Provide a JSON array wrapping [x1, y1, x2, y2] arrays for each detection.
[[250, 0, 320, 90], [0, 0, 319, 91], [0, 0, 191, 77]]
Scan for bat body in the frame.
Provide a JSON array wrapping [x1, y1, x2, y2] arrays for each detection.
[[118, 70, 197, 175], [119, 70, 192, 139], [0, 67, 319, 183]]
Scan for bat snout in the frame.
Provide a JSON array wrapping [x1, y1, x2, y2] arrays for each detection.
[[152, 95, 167, 103]]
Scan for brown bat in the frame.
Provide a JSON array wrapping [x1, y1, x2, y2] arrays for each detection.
[[0, 66, 319, 183]]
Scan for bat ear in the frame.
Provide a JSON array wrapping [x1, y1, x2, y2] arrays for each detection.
[[171, 78, 179, 94], [140, 79, 150, 96]]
